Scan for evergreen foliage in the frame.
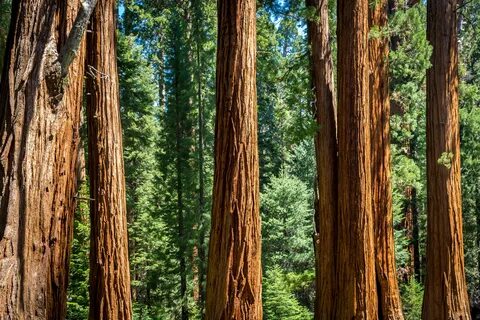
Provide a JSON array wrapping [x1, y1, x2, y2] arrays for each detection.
[[0, 0, 11, 75], [15, 0, 475, 318], [263, 267, 313, 320]]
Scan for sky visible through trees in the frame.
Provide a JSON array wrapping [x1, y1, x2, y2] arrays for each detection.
[[0, 0, 479, 319]]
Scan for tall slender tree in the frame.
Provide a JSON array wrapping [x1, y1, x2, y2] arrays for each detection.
[[192, 0, 209, 312], [305, 0, 337, 318], [0, 1, 91, 318], [86, 0, 133, 318], [205, 0, 262, 318], [422, 0, 471, 318], [368, 1, 404, 318], [335, 0, 378, 317]]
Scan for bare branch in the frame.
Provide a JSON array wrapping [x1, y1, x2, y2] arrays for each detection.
[[59, 0, 98, 77]]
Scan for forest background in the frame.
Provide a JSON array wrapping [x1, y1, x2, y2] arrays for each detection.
[[0, 0, 479, 319]]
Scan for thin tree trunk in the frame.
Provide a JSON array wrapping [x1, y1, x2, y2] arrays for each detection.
[[335, 0, 378, 318], [369, 1, 404, 318], [411, 188, 421, 282], [477, 187, 480, 289], [0, 1, 86, 318], [305, 0, 337, 318], [403, 185, 418, 280], [422, 0, 471, 318], [175, 91, 188, 320], [196, 24, 207, 316], [86, 0, 133, 318], [205, 0, 262, 318]]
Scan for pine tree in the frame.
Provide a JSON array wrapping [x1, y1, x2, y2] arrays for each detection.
[[86, 0, 133, 318], [205, 0, 262, 318], [422, 0, 471, 318], [389, 2, 431, 284]]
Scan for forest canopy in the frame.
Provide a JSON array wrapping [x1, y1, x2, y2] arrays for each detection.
[[0, 0, 479, 319]]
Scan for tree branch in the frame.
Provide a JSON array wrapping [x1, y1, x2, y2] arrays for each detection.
[[59, 0, 98, 77]]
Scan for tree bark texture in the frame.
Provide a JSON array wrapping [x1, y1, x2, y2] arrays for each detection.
[[205, 0, 262, 319], [423, 0, 471, 318], [335, 0, 378, 318], [0, 1, 86, 318], [368, 1, 404, 319], [86, 0, 133, 319], [305, 0, 337, 318]]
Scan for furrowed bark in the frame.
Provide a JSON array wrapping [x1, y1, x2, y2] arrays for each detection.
[[305, 0, 337, 318], [335, 0, 378, 317], [86, 0, 133, 318], [368, 1, 404, 319], [0, 1, 86, 318], [205, 0, 262, 318], [422, 0, 471, 318]]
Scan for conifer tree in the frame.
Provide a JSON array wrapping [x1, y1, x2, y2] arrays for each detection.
[[335, 0, 378, 317], [305, 0, 337, 318], [422, 0, 471, 317], [86, 0, 133, 318], [205, 0, 262, 318], [369, 0, 404, 318], [0, 1, 90, 317]]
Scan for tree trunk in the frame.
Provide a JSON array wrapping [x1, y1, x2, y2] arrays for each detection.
[[175, 88, 188, 320], [205, 0, 262, 319], [369, 1, 404, 319], [86, 0, 133, 319], [0, 1, 86, 318], [422, 0, 471, 318], [196, 21, 207, 316], [404, 184, 421, 282], [335, 0, 378, 318], [477, 188, 480, 290], [305, 0, 337, 318]]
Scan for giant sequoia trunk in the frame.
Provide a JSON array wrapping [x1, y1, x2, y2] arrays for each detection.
[[368, 1, 404, 318], [205, 0, 262, 318], [422, 0, 471, 318], [305, 0, 337, 318], [86, 0, 133, 319], [0, 1, 86, 318], [335, 0, 378, 317]]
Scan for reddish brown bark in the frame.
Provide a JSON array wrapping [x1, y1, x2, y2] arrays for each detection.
[[305, 0, 337, 318], [0, 1, 86, 318], [86, 0, 133, 319], [205, 0, 262, 318], [335, 0, 378, 318], [369, 1, 404, 319], [422, 0, 470, 318], [403, 185, 421, 282]]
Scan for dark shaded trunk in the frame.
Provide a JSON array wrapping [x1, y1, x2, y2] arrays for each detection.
[[0, 1, 86, 318], [205, 0, 262, 318], [305, 0, 337, 318], [477, 189, 480, 289], [404, 185, 421, 282], [86, 0, 133, 318], [422, 0, 471, 318]]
